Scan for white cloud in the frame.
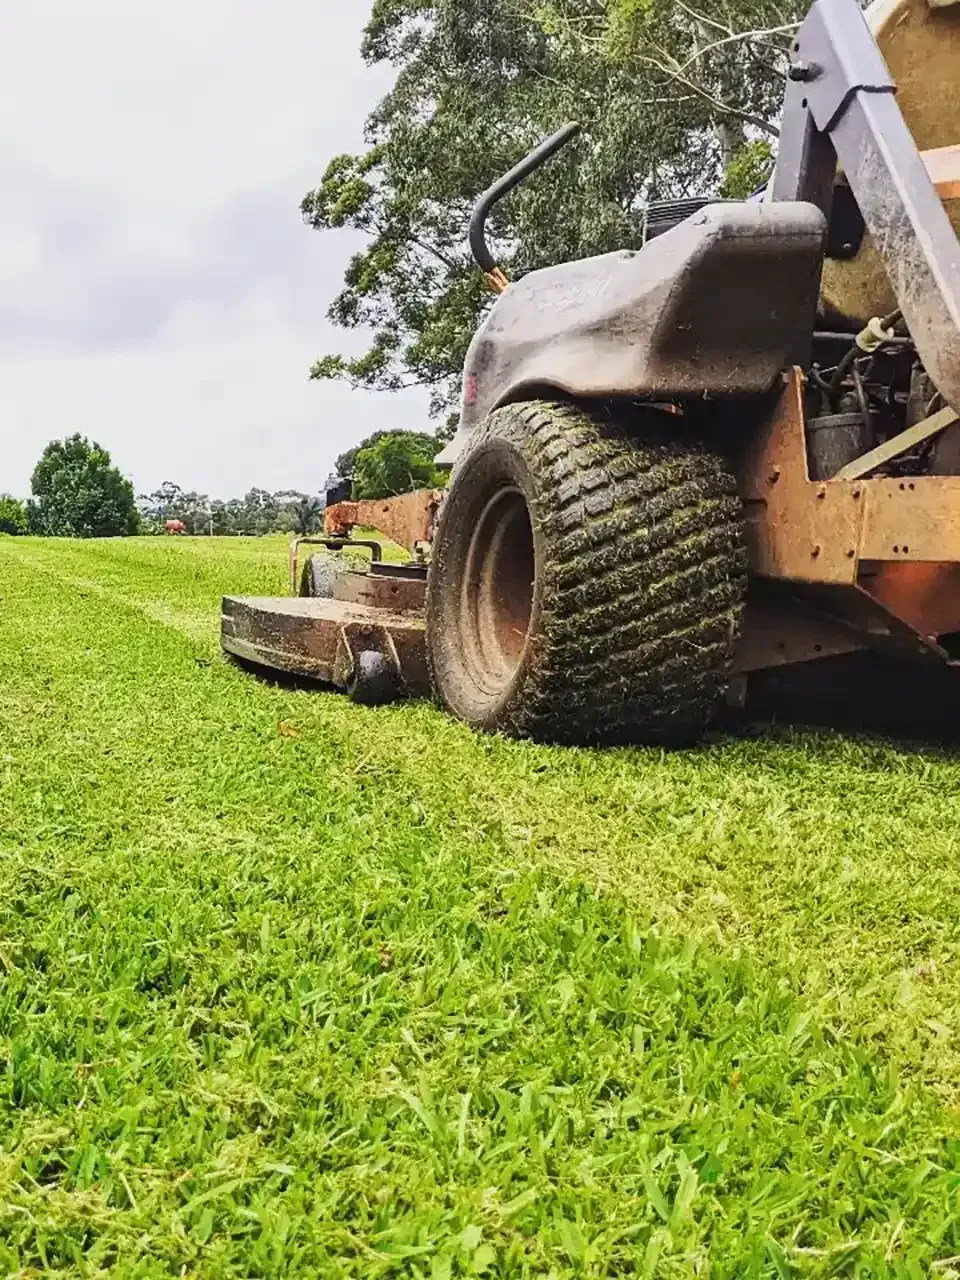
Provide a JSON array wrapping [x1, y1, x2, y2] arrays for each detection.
[[0, 0, 431, 499]]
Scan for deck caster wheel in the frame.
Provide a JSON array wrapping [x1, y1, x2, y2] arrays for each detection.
[[347, 649, 402, 706], [300, 551, 348, 598]]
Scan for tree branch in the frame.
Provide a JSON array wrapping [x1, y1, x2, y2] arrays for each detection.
[[403, 232, 460, 272], [368, 218, 462, 273], [675, 1, 734, 36], [636, 52, 781, 136], [674, 22, 800, 75]]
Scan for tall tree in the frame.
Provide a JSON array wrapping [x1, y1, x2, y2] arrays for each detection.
[[275, 491, 325, 535], [334, 428, 445, 481], [30, 436, 139, 538], [303, 0, 799, 418]]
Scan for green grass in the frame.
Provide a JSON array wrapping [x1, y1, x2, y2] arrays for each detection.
[[2, 535, 960, 1276]]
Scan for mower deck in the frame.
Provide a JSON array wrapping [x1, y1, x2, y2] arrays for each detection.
[[221, 595, 429, 695]]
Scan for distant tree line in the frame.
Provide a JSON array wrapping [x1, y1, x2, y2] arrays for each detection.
[[0, 436, 322, 539], [136, 483, 324, 536], [0, 429, 450, 538]]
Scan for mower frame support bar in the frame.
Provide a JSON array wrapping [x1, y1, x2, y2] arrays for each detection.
[[324, 489, 442, 557], [831, 407, 960, 481], [289, 536, 381, 595], [772, 0, 960, 409]]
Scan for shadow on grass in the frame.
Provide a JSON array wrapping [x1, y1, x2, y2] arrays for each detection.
[[738, 650, 960, 756], [223, 652, 336, 694], [227, 638, 960, 759]]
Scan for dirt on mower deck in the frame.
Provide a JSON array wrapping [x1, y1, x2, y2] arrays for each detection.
[[221, 595, 429, 690]]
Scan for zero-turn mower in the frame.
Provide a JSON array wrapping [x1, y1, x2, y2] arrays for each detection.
[[223, 0, 960, 746]]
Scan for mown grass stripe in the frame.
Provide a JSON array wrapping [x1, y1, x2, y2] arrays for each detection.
[[2, 537, 960, 1274]]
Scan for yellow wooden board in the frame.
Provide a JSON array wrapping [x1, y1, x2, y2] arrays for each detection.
[[820, 0, 960, 324]]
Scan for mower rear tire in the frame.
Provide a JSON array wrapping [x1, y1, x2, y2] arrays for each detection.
[[425, 399, 746, 746]]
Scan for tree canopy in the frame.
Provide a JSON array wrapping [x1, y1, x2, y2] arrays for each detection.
[[0, 496, 27, 536], [30, 435, 139, 538], [303, 0, 799, 417], [351, 431, 445, 500]]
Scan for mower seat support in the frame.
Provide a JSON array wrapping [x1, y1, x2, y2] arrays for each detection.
[[772, 0, 960, 409]]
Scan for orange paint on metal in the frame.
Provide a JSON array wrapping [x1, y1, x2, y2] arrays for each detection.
[[324, 488, 442, 554]]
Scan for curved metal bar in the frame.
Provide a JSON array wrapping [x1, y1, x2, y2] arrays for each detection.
[[468, 123, 581, 275]]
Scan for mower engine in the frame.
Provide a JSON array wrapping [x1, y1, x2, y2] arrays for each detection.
[[805, 320, 954, 481]]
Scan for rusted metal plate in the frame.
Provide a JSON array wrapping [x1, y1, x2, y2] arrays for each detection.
[[324, 490, 441, 554], [332, 570, 425, 614], [860, 476, 960, 560], [814, 581, 948, 660], [738, 368, 960, 663], [862, 562, 960, 636], [742, 372, 960, 578], [738, 369, 862, 584], [221, 596, 429, 694], [733, 590, 865, 672]]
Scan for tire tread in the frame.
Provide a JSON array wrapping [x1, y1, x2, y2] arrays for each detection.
[[427, 399, 747, 746]]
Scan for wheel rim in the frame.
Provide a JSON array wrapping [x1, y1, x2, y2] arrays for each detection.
[[460, 486, 535, 693]]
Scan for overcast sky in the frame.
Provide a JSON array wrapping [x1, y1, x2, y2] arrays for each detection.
[[0, 0, 429, 500]]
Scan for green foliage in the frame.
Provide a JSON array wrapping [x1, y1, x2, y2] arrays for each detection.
[[0, 495, 27, 536], [3, 536, 960, 1269], [336, 423, 455, 482], [352, 431, 444, 499], [286, 493, 324, 536], [305, 0, 803, 417], [335, 432, 389, 481], [30, 434, 139, 538], [721, 137, 775, 197]]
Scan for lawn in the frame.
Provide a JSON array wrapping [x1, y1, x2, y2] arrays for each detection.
[[2, 534, 960, 1277]]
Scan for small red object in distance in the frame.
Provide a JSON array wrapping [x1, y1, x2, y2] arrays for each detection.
[[164, 520, 186, 535]]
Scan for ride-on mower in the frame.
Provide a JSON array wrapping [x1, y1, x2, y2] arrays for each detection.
[[223, 0, 960, 745]]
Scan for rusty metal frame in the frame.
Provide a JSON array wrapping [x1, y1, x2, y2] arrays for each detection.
[[288, 489, 441, 595], [740, 369, 960, 667], [743, 372, 960, 575], [324, 489, 442, 555]]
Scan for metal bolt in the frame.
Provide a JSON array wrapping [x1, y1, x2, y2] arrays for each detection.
[[811, 544, 821, 558], [817, 487, 826, 500], [788, 60, 820, 82], [852, 488, 861, 499], [846, 549, 855, 559]]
